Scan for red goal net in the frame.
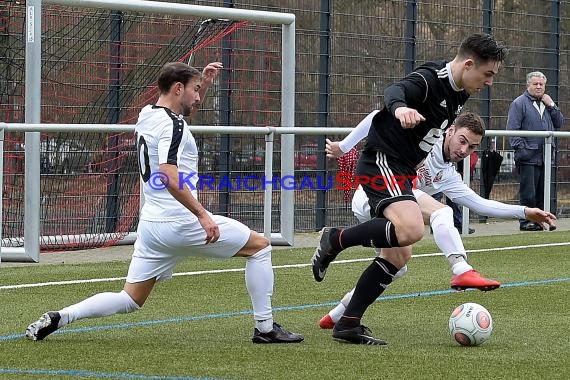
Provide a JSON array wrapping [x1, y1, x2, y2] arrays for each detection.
[[1, 2, 283, 251]]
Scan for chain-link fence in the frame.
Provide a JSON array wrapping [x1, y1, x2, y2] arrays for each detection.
[[1, 0, 568, 241]]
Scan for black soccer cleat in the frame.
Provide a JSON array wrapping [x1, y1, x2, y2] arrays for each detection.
[[25, 311, 61, 341], [252, 322, 304, 344], [311, 227, 340, 282], [332, 325, 387, 346]]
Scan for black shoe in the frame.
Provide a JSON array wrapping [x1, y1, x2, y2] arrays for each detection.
[[520, 223, 542, 231], [252, 322, 304, 344], [332, 325, 387, 345], [311, 227, 340, 282], [25, 311, 61, 341], [455, 226, 475, 234]]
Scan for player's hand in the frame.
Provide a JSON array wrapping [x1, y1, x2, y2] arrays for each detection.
[[325, 139, 344, 158], [524, 207, 557, 230], [197, 212, 220, 244], [201, 62, 223, 87], [394, 107, 426, 129]]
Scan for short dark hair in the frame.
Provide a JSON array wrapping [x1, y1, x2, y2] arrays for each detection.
[[453, 111, 485, 136], [157, 62, 201, 94], [457, 33, 508, 64]]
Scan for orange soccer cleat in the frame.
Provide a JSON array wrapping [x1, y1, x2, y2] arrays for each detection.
[[318, 314, 336, 329], [450, 270, 501, 291]]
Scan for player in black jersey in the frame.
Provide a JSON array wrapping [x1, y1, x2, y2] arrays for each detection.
[[312, 33, 508, 345]]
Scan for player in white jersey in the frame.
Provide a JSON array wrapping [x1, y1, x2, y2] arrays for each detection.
[[318, 111, 556, 329], [25, 62, 303, 344]]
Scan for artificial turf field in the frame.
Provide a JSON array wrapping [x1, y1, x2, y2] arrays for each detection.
[[1, 231, 568, 379]]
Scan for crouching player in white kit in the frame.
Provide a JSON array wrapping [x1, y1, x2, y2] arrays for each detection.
[[26, 62, 303, 344], [319, 111, 556, 329]]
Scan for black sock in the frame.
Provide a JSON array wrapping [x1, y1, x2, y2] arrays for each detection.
[[336, 257, 399, 330], [334, 218, 399, 251]]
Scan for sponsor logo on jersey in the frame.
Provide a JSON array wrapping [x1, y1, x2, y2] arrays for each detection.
[[433, 171, 444, 183]]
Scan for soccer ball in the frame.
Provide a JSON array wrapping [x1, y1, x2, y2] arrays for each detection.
[[448, 302, 493, 346]]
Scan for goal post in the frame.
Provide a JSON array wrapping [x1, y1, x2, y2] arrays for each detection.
[[1, 0, 296, 262]]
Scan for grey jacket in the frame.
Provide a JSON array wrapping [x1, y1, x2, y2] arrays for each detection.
[[507, 91, 564, 165]]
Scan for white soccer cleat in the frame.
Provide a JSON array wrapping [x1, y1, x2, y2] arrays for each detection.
[[25, 312, 61, 341]]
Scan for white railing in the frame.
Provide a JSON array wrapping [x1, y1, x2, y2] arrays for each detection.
[[1, 122, 569, 262], [0, 123, 354, 262]]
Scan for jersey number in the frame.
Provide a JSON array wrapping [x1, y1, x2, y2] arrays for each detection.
[[419, 119, 448, 153], [136, 133, 151, 182]]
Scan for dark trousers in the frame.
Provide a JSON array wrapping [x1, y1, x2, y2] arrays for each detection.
[[518, 163, 544, 226], [447, 197, 463, 228]]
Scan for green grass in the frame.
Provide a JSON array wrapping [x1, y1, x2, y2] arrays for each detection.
[[1, 232, 569, 379]]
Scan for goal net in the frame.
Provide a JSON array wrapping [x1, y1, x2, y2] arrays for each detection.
[[1, 1, 286, 252]]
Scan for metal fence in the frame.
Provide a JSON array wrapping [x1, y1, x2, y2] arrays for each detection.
[[192, 0, 570, 228], [1, 0, 569, 243]]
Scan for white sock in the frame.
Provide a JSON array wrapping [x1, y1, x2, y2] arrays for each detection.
[[430, 207, 473, 275], [451, 261, 474, 276], [329, 289, 354, 323], [255, 319, 274, 333], [59, 290, 140, 327], [245, 245, 274, 333]]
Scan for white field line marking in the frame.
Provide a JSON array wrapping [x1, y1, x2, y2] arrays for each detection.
[[1, 241, 569, 291]]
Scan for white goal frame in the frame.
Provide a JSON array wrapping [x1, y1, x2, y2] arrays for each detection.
[[0, 0, 296, 262]]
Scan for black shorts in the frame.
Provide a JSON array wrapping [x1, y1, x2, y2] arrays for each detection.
[[355, 151, 418, 218]]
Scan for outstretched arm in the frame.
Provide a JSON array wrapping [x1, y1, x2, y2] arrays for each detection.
[[325, 110, 379, 158], [452, 192, 556, 229], [452, 190, 525, 219]]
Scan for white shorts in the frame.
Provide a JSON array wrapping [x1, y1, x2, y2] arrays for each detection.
[[126, 213, 251, 283]]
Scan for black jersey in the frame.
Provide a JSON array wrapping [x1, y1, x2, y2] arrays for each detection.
[[363, 60, 470, 168]]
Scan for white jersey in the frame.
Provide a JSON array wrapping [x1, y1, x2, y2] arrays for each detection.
[[415, 137, 471, 200], [136, 104, 199, 222], [352, 135, 526, 221]]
